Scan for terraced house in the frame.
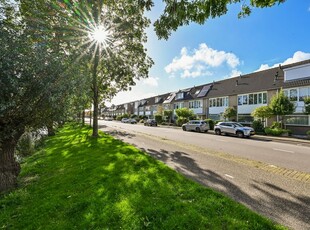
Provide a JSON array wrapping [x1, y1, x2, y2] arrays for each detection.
[[102, 59, 310, 135]]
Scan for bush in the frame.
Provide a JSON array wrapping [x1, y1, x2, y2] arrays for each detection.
[[307, 130, 310, 136], [271, 121, 281, 129], [189, 114, 198, 120], [139, 115, 147, 120], [154, 114, 163, 124], [252, 120, 264, 133], [116, 115, 122, 121], [205, 119, 215, 130], [264, 127, 291, 136], [16, 132, 36, 157], [176, 117, 188, 126]]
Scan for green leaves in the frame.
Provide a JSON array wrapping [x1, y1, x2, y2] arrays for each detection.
[[154, 0, 286, 39], [269, 89, 295, 116]]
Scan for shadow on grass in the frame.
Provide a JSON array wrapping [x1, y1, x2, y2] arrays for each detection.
[[0, 124, 287, 229], [143, 148, 310, 230]]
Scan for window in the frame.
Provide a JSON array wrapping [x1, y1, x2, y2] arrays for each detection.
[[209, 97, 228, 107], [155, 97, 160, 103], [243, 95, 248, 105], [263, 93, 267, 104], [238, 96, 242, 105], [209, 114, 220, 120], [174, 102, 184, 109], [258, 93, 262, 104], [249, 94, 254, 105], [176, 92, 184, 99], [286, 115, 309, 125], [238, 114, 254, 123], [189, 100, 202, 109], [238, 92, 267, 106], [299, 87, 310, 101], [289, 89, 298, 101]]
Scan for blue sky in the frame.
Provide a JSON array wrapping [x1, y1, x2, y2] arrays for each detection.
[[108, 0, 310, 106]]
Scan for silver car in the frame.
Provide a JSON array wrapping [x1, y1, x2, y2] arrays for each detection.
[[182, 120, 210, 133], [214, 122, 255, 138]]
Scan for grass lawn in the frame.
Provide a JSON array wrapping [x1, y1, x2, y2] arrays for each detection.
[[0, 124, 286, 229]]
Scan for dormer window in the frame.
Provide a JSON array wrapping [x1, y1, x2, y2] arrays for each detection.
[[155, 97, 160, 103], [176, 92, 184, 99]]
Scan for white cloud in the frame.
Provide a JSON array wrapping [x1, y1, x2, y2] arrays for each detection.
[[165, 43, 240, 79], [142, 76, 159, 87], [228, 69, 242, 78], [256, 51, 310, 71]]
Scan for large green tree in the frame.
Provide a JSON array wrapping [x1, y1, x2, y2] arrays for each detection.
[[223, 107, 237, 121], [20, 0, 154, 137], [153, 0, 286, 39], [251, 105, 273, 125], [0, 1, 87, 192], [269, 89, 295, 128]]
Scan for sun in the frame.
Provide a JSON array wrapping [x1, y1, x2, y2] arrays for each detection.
[[88, 25, 111, 47]]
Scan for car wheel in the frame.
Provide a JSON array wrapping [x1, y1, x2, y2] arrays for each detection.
[[215, 129, 221, 135], [182, 126, 186, 131], [196, 127, 201, 132], [236, 131, 244, 138]]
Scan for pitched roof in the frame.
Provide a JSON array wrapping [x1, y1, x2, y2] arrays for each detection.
[[197, 84, 213, 98], [207, 67, 284, 98], [163, 92, 176, 104]]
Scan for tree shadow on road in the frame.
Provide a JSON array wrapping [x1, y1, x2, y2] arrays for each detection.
[[142, 148, 310, 230]]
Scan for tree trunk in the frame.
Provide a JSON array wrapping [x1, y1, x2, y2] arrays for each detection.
[[0, 138, 21, 192], [47, 121, 55, 136], [82, 110, 85, 125], [92, 50, 99, 137]]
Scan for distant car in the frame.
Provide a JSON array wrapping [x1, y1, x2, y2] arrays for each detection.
[[182, 120, 209, 133], [129, 118, 137, 124], [121, 118, 129, 123], [214, 122, 255, 138], [144, 119, 157, 126], [104, 117, 113, 121]]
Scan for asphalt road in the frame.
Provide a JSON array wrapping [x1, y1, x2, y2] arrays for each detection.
[[98, 120, 310, 230]]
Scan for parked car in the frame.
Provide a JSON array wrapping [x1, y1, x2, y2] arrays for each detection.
[[121, 118, 129, 123], [104, 117, 113, 121], [144, 119, 157, 126], [182, 120, 210, 133], [214, 122, 255, 138], [128, 118, 137, 124]]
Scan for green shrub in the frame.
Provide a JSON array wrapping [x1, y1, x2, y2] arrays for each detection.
[[271, 121, 281, 129], [16, 132, 36, 157], [307, 130, 310, 136], [176, 117, 188, 126], [116, 115, 122, 121], [252, 120, 264, 133], [189, 114, 198, 120], [205, 119, 215, 130], [122, 114, 130, 119], [264, 127, 291, 136], [154, 114, 163, 124], [139, 115, 147, 120]]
